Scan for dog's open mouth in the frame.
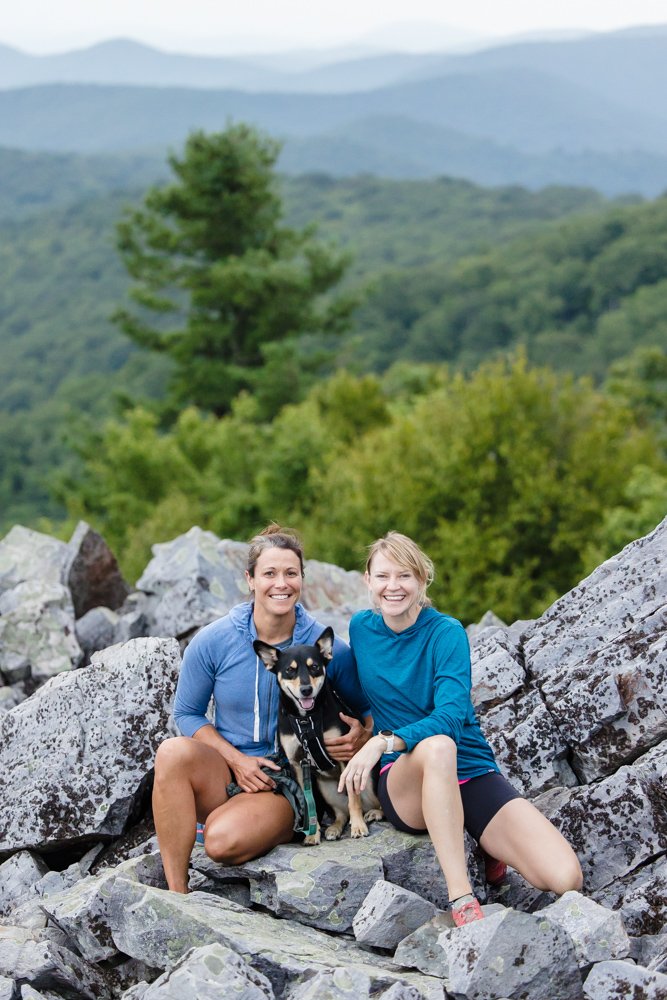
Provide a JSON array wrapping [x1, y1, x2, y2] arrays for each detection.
[[299, 696, 315, 711]]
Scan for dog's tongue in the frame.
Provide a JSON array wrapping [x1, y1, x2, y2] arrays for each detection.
[[300, 697, 315, 711]]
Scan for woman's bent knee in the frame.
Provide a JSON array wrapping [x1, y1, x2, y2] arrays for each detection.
[[204, 825, 249, 866], [413, 735, 458, 769], [550, 855, 584, 895], [154, 736, 195, 778]]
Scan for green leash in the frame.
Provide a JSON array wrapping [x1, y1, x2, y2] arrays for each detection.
[[301, 758, 319, 836]]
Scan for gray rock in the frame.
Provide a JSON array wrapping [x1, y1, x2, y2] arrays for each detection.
[[534, 742, 667, 891], [524, 516, 667, 682], [75, 606, 148, 662], [63, 521, 130, 619], [393, 905, 505, 977], [287, 968, 374, 999], [192, 836, 384, 934], [0, 852, 49, 917], [353, 880, 440, 951], [192, 824, 450, 929], [104, 878, 444, 999], [466, 610, 507, 639], [136, 528, 249, 636], [540, 605, 667, 782], [470, 628, 525, 708], [539, 890, 630, 967], [583, 959, 667, 999], [140, 942, 274, 999], [0, 581, 82, 683], [0, 638, 180, 853], [0, 684, 27, 713], [0, 976, 14, 1000], [20, 988, 66, 1000], [40, 854, 170, 963], [0, 527, 68, 597], [300, 559, 369, 616], [480, 687, 577, 796], [631, 932, 667, 973], [591, 856, 667, 936], [0, 925, 108, 999], [443, 908, 582, 1000]]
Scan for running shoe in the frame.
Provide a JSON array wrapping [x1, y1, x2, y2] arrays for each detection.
[[451, 894, 485, 926]]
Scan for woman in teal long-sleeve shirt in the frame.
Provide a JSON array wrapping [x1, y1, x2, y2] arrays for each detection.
[[339, 531, 583, 927]]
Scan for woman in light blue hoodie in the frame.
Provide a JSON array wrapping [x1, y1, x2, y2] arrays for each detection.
[[153, 524, 372, 893]]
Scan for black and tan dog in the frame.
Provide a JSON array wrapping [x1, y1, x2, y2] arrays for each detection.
[[254, 626, 382, 845]]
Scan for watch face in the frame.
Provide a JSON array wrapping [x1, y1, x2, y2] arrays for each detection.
[[380, 730, 393, 737]]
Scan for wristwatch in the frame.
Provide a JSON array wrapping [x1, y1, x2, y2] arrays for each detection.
[[379, 730, 396, 753]]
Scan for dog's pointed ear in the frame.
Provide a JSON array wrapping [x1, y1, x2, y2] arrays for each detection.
[[253, 639, 280, 672], [315, 626, 334, 662]]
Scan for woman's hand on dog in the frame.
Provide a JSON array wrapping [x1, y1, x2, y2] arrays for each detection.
[[231, 754, 282, 793], [338, 736, 385, 795], [325, 713, 373, 762]]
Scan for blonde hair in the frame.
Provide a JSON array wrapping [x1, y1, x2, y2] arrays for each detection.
[[247, 523, 304, 577], [365, 531, 434, 608]]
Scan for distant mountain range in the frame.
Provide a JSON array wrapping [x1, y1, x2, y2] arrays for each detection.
[[1, 28, 667, 196]]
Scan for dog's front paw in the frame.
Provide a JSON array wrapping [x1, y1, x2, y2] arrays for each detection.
[[363, 808, 384, 823], [350, 820, 370, 838], [303, 829, 321, 846], [324, 823, 344, 841]]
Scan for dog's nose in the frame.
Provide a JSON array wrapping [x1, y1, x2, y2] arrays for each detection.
[[301, 684, 313, 696]]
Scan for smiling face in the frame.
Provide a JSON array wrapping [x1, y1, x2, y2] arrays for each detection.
[[246, 546, 303, 628], [365, 550, 424, 632]]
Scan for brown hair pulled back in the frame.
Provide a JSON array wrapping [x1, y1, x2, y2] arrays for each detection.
[[246, 523, 305, 577]]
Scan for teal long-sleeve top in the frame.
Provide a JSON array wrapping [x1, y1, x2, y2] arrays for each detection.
[[349, 607, 499, 780]]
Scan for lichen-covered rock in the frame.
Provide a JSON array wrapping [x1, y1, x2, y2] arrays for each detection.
[[0, 581, 82, 683], [534, 741, 667, 891], [353, 880, 441, 950], [540, 606, 667, 782], [300, 559, 368, 616], [480, 687, 577, 796], [104, 879, 444, 999], [583, 959, 667, 999], [524, 516, 667, 682], [443, 908, 582, 1000], [64, 521, 130, 619], [591, 855, 667, 936], [539, 890, 630, 967], [136, 528, 249, 636], [0, 925, 108, 999], [140, 942, 274, 999], [75, 606, 148, 663], [0, 527, 68, 597], [0, 852, 49, 917], [470, 628, 525, 708], [0, 638, 180, 853]]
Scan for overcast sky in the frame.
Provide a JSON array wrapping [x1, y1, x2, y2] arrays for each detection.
[[4, 1, 667, 54]]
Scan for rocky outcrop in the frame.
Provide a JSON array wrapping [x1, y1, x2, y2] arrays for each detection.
[[0, 516, 664, 998]]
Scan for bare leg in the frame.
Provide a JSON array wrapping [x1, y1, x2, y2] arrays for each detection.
[[480, 798, 583, 894], [204, 791, 295, 863], [152, 736, 231, 893], [385, 736, 472, 901]]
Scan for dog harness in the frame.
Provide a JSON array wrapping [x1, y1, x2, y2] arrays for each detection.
[[288, 714, 337, 772]]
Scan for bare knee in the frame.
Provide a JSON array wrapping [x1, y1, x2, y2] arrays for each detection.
[[154, 736, 193, 781], [550, 854, 584, 895], [413, 735, 458, 772], [204, 822, 251, 866]]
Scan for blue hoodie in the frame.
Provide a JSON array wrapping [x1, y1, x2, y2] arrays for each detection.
[[350, 607, 499, 780], [174, 601, 370, 756]]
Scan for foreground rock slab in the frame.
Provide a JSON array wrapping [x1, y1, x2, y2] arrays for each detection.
[[0, 638, 179, 854], [140, 942, 273, 999], [539, 890, 630, 967], [583, 958, 667, 999], [353, 880, 440, 950]]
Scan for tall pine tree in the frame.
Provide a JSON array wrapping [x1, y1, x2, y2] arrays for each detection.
[[113, 125, 353, 416]]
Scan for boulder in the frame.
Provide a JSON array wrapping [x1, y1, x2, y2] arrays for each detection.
[[533, 740, 667, 891], [469, 628, 525, 708], [539, 890, 630, 967], [0, 852, 49, 917], [0, 581, 82, 683], [0, 527, 68, 597], [75, 606, 148, 663], [300, 559, 368, 616], [63, 522, 130, 619], [583, 959, 667, 999], [442, 908, 582, 1000], [523, 516, 666, 682], [0, 977, 13, 1000], [353, 880, 441, 951], [134, 942, 274, 1000], [0, 638, 180, 854], [0, 925, 108, 999]]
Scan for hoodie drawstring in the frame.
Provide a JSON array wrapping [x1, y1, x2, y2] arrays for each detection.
[[253, 655, 260, 743]]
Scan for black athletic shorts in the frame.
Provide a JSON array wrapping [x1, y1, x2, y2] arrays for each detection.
[[377, 765, 522, 843]]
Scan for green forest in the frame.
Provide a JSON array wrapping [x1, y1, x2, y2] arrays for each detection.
[[1, 134, 665, 624]]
